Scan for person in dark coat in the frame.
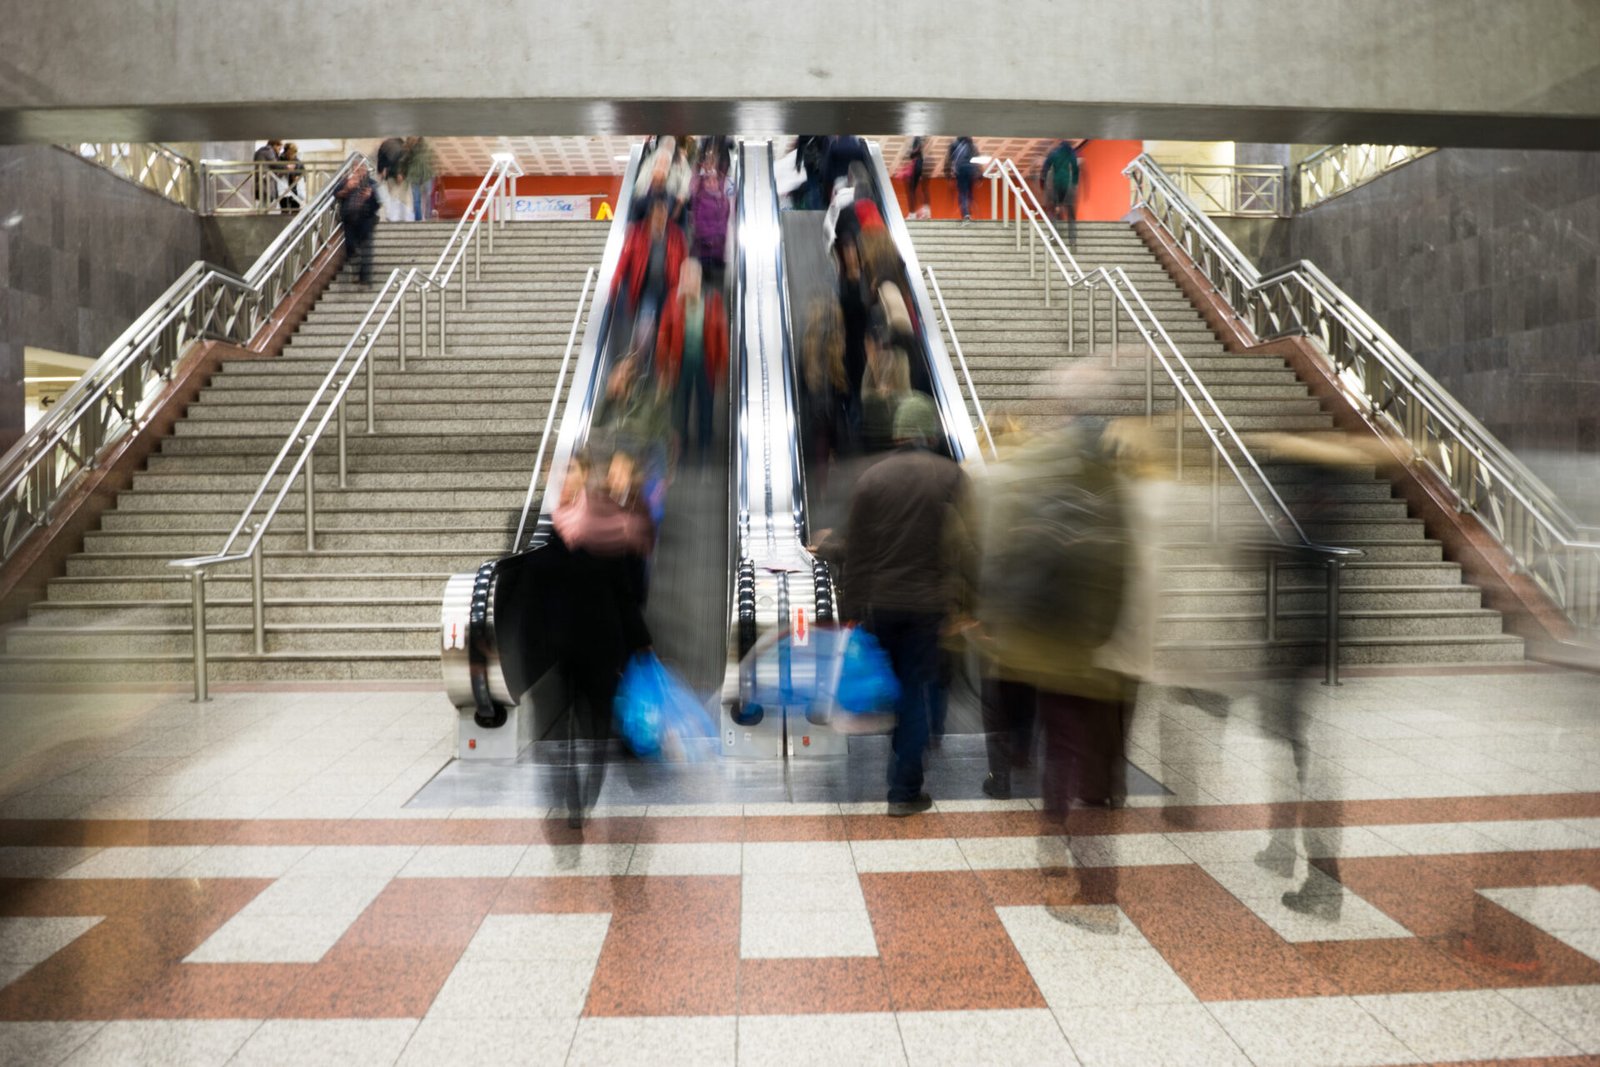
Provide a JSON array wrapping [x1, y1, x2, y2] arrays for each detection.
[[253, 140, 282, 210], [946, 136, 980, 222], [823, 395, 973, 816], [906, 137, 929, 219], [375, 136, 409, 222], [1040, 140, 1082, 247], [334, 162, 381, 287]]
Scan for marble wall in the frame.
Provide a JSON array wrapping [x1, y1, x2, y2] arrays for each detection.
[[1256, 148, 1600, 477], [0, 145, 205, 453]]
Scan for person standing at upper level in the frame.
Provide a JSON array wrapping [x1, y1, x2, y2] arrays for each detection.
[[253, 140, 282, 210], [946, 136, 980, 222], [405, 137, 436, 222], [277, 143, 305, 214], [375, 136, 409, 222]]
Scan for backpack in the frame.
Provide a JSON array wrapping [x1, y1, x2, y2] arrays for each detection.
[[987, 429, 1128, 647], [951, 139, 975, 171]]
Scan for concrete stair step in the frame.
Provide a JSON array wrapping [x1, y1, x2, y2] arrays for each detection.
[[181, 401, 551, 422], [1153, 633, 1525, 669], [82, 527, 512, 553], [101, 507, 523, 531], [146, 451, 537, 473], [130, 469, 531, 492], [65, 550, 497, 578], [1161, 561, 1464, 589], [1160, 540, 1443, 564], [0, 652, 438, 683], [1159, 608, 1506, 642], [115, 486, 528, 509], [26, 596, 443, 626], [45, 574, 452, 602], [1162, 585, 1482, 614], [172, 417, 546, 437], [200, 384, 561, 404], [5, 622, 440, 656]]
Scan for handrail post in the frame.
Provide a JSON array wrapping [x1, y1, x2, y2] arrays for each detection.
[[1265, 557, 1278, 643], [1145, 346, 1154, 421], [990, 175, 998, 221], [190, 569, 209, 703], [438, 286, 447, 356], [250, 531, 266, 655], [1209, 446, 1222, 541], [1067, 286, 1076, 354], [1029, 224, 1036, 277], [474, 222, 482, 282], [367, 338, 377, 434], [1323, 557, 1343, 686], [1174, 398, 1185, 478], [1044, 258, 1051, 308], [303, 437, 317, 550], [398, 287, 408, 373], [336, 390, 348, 488], [1087, 283, 1098, 355]]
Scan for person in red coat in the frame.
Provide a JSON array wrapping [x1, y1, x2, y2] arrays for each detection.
[[655, 259, 728, 461], [612, 198, 686, 365]]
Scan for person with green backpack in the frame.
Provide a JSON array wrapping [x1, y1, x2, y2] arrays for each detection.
[[1040, 140, 1082, 248]]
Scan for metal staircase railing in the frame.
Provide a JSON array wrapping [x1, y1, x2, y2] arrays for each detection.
[[984, 156, 1363, 680], [0, 151, 366, 573], [1127, 152, 1599, 640], [170, 156, 523, 699]]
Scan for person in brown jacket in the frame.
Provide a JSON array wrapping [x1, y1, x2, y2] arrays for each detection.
[[826, 394, 974, 816]]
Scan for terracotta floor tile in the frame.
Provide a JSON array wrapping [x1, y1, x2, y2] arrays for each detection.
[[737, 957, 892, 1014], [842, 813, 954, 840], [127, 963, 307, 1018], [364, 877, 505, 918], [635, 817, 745, 844], [740, 816, 847, 843], [882, 948, 1045, 1012], [277, 945, 460, 1018], [1296, 938, 1477, 996]]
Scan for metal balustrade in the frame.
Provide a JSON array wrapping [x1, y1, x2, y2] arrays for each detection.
[[171, 156, 521, 699], [64, 142, 197, 208], [0, 153, 366, 573], [1163, 162, 1288, 218], [198, 159, 350, 215], [1127, 153, 1600, 640], [1297, 144, 1435, 211]]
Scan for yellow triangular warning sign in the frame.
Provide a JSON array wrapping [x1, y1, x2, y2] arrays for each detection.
[[595, 202, 613, 220]]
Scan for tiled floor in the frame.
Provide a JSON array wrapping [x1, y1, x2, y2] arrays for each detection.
[[0, 669, 1595, 1064]]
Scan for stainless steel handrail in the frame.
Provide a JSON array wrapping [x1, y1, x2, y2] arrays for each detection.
[[65, 142, 197, 208], [170, 155, 522, 699], [989, 154, 1362, 678], [1296, 144, 1435, 211], [1163, 162, 1288, 218], [1128, 152, 1600, 637], [513, 266, 596, 550], [414, 155, 525, 358], [0, 152, 366, 571], [198, 159, 347, 215], [922, 266, 997, 459]]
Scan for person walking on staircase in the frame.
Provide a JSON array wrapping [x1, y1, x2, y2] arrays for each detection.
[[404, 137, 436, 222], [946, 137, 980, 222], [375, 136, 410, 222], [335, 162, 381, 288], [1041, 140, 1082, 248]]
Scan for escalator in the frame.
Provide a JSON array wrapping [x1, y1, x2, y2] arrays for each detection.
[[441, 141, 739, 753]]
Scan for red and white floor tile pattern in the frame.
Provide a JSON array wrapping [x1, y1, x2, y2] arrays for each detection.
[[0, 671, 1595, 1064]]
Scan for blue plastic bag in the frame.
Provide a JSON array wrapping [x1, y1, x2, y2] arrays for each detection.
[[615, 652, 715, 760], [834, 628, 900, 712]]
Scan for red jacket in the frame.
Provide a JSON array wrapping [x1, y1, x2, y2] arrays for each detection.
[[655, 289, 728, 385], [612, 224, 686, 308]]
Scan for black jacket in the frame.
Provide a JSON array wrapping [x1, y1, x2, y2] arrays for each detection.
[[376, 137, 407, 180]]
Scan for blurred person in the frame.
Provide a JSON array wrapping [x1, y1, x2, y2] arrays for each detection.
[[613, 198, 686, 363], [837, 237, 872, 441], [826, 394, 973, 816], [405, 137, 436, 222], [252, 139, 282, 210], [335, 162, 381, 287], [824, 163, 865, 250], [795, 135, 830, 209], [976, 415, 1132, 905], [946, 136, 980, 222], [276, 142, 305, 213], [801, 298, 849, 478], [1246, 431, 1368, 918], [551, 450, 655, 828], [635, 136, 692, 220], [688, 150, 733, 292], [700, 135, 733, 180], [376, 136, 410, 222], [656, 259, 728, 461], [860, 321, 912, 454], [1040, 140, 1081, 247], [824, 135, 872, 193], [905, 137, 930, 219]]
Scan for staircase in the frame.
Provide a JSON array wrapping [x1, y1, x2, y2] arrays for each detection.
[[0, 220, 608, 684], [913, 219, 1524, 668]]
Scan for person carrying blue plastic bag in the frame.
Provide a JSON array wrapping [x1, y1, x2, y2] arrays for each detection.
[[615, 652, 717, 761], [814, 394, 976, 817]]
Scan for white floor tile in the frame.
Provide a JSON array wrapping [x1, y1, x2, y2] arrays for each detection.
[[567, 1016, 736, 1066], [288, 845, 420, 879], [61, 1020, 259, 1066], [624, 842, 741, 877], [1056, 1001, 1250, 1067], [425, 960, 596, 1020], [55, 846, 209, 879], [997, 906, 1152, 955], [737, 1013, 907, 1067], [184, 914, 355, 963], [643, 803, 744, 817], [1479, 885, 1600, 932], [898, 1009, 1076, 1066], [850, 838, 969, 873], [0, 917, 102, 964], [462, 914, 611, 963], [0, 847, 101, 879], [173, 845, 313, 879], [396, 846, 527, 879], [742, 802, 841, 817], [1355, 989, 1579, 1062], [0, 1021, 103, 1067], [1205, 996, 1421, 1067], [230, 1019, 418, 1067], [1366, 822, 1505, 855], [394, 1018, 577, 1066], [741, 841, 855, 875], [513, 845, 634, 878], [1069, 833, 1191, 867], [1022, 948, 1196, 1009], [742, 871, 867, 913], [1500, 984, 1600, 1054], [956, 836, 1071, 871], [739, 908, 879, 958], [232, 873, 390, 919]]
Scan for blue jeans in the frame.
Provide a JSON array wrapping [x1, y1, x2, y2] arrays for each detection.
[[674, 360, 714, 457], [411, 180, 434, 221], [864, 609, 942, 802], [956, 165, 977, 219]]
